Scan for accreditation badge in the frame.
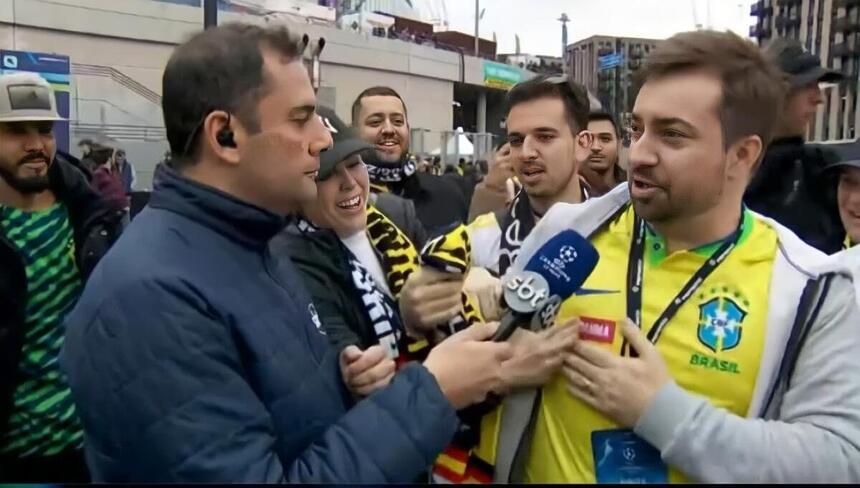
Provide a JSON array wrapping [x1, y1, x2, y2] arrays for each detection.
[[591, 429, 668, 483]]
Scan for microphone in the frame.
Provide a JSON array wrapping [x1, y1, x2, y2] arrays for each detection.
[[492, 229, 599, 341]]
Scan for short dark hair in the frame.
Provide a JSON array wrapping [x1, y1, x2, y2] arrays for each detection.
[[78, 138, 93, 147], [635, 30, 785, 149], [89, 145, 114, 167], [505, 75, 590, 135], [162, 23, 305, 168], [588, 111, 619, 135], [351, 86, 408, 125]]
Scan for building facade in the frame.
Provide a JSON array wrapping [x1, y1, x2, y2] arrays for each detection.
[[1, 0, 534, 187], [750, 0, 859, 141], [566, 35, 660, 124], [498, 53, 564, 76]]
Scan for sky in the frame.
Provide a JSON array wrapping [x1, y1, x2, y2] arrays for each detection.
[[439, 0, 758, 57]]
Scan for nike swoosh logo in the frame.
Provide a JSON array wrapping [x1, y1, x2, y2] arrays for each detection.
[[575, 288, 621, 296]]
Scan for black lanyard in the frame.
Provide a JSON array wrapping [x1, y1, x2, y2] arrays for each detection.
[[623, 210, 745, 357]]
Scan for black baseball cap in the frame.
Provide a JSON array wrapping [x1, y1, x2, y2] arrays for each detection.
[[316, 105, 372, 181], [764, 38, 843, 89]]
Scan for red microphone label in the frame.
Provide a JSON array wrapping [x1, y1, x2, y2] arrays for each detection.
[[579, 317, 616, 343]]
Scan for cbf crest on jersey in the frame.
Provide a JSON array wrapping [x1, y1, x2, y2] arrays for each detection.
[[697, 289, 749, 353]]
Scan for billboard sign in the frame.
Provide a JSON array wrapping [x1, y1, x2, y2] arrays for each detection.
[[484, 60, 523, 90]]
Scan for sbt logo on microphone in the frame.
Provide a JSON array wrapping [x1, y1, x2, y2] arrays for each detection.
[[504, 271, 551, 313]]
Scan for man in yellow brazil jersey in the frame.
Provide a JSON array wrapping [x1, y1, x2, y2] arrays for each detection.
[[482, 30, 860, 483]]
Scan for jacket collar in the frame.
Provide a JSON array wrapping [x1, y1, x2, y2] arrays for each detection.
[[149, 164, 289, 249]]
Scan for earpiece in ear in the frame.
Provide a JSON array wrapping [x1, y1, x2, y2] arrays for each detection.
[[216, 113, 236, 148], [216, 129, 236, 148]]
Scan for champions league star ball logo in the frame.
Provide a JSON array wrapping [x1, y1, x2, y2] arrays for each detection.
[[558, 245, 578, 264]]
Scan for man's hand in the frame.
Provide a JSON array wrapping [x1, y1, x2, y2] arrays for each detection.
[[399, 268, 464, 333], [500, 319, 580, 391], [464, 267, 503, 321], [339, 345, 396, 398], [484, 150, 514, 191], [562, 319, 671, 427], [423, 322, 514, 410]]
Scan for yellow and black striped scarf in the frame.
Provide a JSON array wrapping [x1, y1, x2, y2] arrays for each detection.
[[365, 208, 495, 482], [364, 206, 483, 353]]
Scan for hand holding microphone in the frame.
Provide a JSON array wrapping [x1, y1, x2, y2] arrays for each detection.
[[493, 229, 600, 342]]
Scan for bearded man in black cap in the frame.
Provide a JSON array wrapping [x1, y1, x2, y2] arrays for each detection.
[[745, 38, 845, 254], [351, 87, 469, 237]]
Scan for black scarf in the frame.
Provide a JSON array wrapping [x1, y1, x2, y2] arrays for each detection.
[[496, 190, 537, 276], [495, 183, 591, 276], [365, 153, 417, 193]]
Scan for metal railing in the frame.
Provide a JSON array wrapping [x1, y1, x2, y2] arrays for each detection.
[[410, 128, 497, 166], [72, 122, 166, 142], [71, 63, 162, 106]]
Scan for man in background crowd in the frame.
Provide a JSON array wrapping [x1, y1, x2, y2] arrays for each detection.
[[352, 86, 469, 236], [76, 138, 93, 163], [469, 76, 594, 278], [88, 145, 129, 212], [581, 111, 626, 197], [745, 38, 845, 254], [0, 72, 123, 482], [113, 149, 136, 194]]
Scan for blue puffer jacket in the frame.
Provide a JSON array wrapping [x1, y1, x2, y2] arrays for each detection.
[[60, 165, 458, 482]]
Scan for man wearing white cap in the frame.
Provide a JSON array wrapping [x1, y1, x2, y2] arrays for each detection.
[[0, 72, 124, 482]]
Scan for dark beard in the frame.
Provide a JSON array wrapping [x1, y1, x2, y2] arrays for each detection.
[[0, 155, 52, 194], [368, 147, 408, 168]]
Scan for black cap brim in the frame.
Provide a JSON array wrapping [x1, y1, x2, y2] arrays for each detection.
[[791, 66, 843, 88], [826, 159, 860, 172], [318, 138, 373, 180]]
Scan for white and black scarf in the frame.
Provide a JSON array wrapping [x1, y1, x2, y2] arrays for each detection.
[[366, 159, 417, 184], [346, 252, 403, 360], [496, 190, 537, 277], [297, 216, 406, 360], [496, 184, 590, 276]]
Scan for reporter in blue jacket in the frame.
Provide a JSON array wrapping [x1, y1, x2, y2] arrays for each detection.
[[60, 23, 512, 483]]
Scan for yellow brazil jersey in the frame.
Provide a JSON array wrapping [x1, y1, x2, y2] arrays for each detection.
[[524, 204, 779, 484]]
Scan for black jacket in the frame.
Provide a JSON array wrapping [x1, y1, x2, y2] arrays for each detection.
[[380, 173, 469, 238], [271, 225, 378, 353], [0, 157, 124, 434], [745, 137, 845, 254]]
